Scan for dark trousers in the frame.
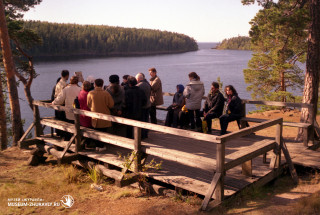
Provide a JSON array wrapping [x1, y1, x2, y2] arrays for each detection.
[[55, 110, 66, 137], [141, 108, 150, 138], [150, 105, 157, 124], [219, 114, 241, 135], [178, 111, 189, 128], [165, 108, 180, 128], [205, 113, 219, 132], [189, 109, 201, 130]]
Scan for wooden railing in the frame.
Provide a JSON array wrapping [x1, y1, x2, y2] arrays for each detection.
[[159, 92, 315, 146], [29, 100, 286, 210]]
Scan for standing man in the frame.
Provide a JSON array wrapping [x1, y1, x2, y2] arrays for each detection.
[[54, 70, 69, 99], [52, 76, 81, 140], [203, 82, 225, 134], [87, 78, 114, 133], [136, 73, 151, 139], [124, 76, 147, 138], [52, 70, 69, 137], [149, 67, 163, 124]]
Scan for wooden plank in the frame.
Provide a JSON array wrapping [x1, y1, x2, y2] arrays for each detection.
[[33, 105, 43, 137], [281, 140, 298, 184], [218, 118, 283, 142], [36, 135, 125, 167], [224, 140, 276, 170], [241, 99, 313, 109], [40, 118, 216, 170], [242, 160, 252, 177], [241, 117, 311, 128], [275, 123, 282, 168], [134, 127, 142, 172], [214, 141, 225, 201], [60, 134, 76, 159], [18, 122, 35, 145], [18, 138, 44, 148], [201, 173, 222, 211], [34, 100, 220, 143], [96, 164, 123, 181], [40, 118, 135, 150]]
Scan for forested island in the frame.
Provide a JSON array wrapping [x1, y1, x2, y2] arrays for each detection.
[[215, 36, 251, 50], [23, 21, 198, 57]]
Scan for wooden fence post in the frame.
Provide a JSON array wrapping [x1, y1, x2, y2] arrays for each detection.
[[274, 121, 283, 168], [240, 102, 247, 129], [74, 114, 82, 153], [133, 126, 142, 173], [214, 140, 225, 201], [33, 104, 43, 137]]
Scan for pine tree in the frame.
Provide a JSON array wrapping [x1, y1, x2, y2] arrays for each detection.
[[243, 0, 308, 103]]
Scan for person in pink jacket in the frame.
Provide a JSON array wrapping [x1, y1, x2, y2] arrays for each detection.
[[78, 81, 92, 127]]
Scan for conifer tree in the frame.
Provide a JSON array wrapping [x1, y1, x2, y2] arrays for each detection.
[[243, 0, 308, 103]]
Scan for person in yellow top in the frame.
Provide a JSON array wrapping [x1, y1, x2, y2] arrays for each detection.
[[87, 78, 114, 132]]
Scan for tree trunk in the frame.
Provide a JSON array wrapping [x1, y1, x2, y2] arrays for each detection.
[[0, 71, 7, 150], [0, 0, 23, 145], [297, 0, 320, 141]]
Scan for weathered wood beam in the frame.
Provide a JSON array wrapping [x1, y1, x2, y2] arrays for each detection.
[[218, 118, 283, 142], [224, 140, 276, 171], [200, 173, 222, 211], [33, 100, 220, 143]]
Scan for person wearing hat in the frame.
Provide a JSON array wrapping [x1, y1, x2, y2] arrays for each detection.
[[165, 84, 185, 128], [105, 75, 125, 117]]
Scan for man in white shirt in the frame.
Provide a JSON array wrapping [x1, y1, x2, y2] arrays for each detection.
[[54, 70, 69, 99]]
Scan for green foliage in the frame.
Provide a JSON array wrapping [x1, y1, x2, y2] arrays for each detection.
[[87, 165, 102, 185], [4, 0, 42, 20], [22, 21, 198, 57], [216, 36, 251, 50], [243, 0, 308, 104]]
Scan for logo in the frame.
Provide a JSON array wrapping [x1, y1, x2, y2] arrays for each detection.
[[60, 195, 74, 208]]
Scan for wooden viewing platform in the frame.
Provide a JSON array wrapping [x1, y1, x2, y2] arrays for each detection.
[[18, 98, 320, 211]]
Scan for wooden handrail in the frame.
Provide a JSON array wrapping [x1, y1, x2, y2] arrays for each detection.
[[217, 118, 283, 142], [33, 100, 220, 143]]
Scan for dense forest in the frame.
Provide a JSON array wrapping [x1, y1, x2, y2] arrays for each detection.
[[22, 21, 198, 57], [216, 36, 251, 50]]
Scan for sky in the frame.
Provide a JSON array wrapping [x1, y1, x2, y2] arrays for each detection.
[[23, 0, 262, 42]]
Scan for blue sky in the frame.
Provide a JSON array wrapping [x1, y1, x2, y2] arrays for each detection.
[[23, 0, 261, 42]]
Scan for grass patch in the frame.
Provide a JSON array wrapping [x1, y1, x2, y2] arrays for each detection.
[[295, 191, 320, 215], [62, 165, 87, 184], [113, 189, 140, 199]]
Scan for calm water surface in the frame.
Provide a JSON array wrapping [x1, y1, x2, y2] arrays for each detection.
[[19, 43, 255, 128]]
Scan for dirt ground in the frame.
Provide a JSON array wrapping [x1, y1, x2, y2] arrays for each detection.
[[1, 110, 320, 215]]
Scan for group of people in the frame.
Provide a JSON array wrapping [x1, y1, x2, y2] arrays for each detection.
[[51, 68, 164, 142], [164, 72, 243, 135], [51, 68, 243, 145]]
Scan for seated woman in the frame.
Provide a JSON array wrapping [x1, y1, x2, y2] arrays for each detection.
[[165, 84, 185, 128], [219, 85, 243, 135]]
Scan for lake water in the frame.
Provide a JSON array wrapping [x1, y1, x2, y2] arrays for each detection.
[[18, 42, 255, 129]]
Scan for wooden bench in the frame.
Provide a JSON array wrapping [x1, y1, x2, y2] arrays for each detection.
[[158, 92, 315, 146]]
